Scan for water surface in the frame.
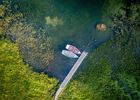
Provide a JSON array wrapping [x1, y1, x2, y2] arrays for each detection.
[[15, 0, 112, 81]]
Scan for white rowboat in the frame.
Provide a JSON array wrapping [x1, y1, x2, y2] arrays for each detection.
[[66, 44, 81, 54], [61, 50, 78, 58]]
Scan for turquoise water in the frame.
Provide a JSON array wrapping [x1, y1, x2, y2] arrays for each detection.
[[15, 0, 112, 81]]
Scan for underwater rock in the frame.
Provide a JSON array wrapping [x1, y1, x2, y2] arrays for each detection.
[[96, 23, 107, 31]]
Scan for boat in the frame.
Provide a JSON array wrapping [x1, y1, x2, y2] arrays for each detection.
[[65, 44, 81, 54], [61, 50, 78, 58]]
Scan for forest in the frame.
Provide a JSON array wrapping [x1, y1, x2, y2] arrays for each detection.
[[0, 0, 140, 100]]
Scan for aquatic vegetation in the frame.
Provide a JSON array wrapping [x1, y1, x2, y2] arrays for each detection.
[[45, 16, 63, 27], [0, 1, 54, 69]]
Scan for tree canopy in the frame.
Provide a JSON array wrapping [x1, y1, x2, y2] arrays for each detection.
[[0, 39, 57, 100]]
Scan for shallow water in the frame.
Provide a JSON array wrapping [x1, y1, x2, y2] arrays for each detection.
[[15, 0, 112, 81]]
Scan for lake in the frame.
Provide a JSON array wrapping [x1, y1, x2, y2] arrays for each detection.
[[14, 0, 112, 81]]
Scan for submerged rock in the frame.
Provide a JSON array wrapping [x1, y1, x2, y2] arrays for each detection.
[[96, 23, 107, 31]]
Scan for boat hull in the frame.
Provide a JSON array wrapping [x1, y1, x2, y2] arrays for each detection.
[[61, 50, 78, 58], [66, 44, 81, 54]]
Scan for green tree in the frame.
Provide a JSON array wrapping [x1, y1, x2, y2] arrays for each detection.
[[0, 39, 58, 100], [59, 54, 127, 100]]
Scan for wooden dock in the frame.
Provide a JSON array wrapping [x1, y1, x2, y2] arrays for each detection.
[[54, 51, 88, 100]]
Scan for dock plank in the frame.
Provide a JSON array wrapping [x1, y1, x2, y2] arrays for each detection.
[[54, 51, 88, 100]]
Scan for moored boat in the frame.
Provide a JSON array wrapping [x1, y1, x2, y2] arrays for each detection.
[[65, 44, 81, 54], [61, 50, 78, 58]]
